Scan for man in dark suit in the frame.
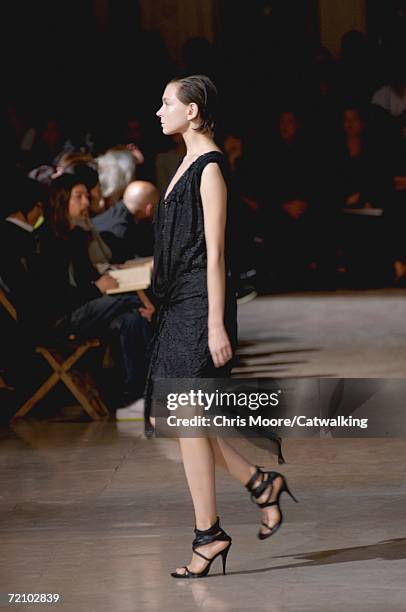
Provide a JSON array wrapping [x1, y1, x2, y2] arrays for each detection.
[[0, 176, 49, 395], [0, 176, 48, 340], [92, 180, 158, 262]]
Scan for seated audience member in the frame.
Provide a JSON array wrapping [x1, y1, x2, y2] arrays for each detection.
[[56, 154, 105, 216], [222, 129, 261, 301], [39, 173, 153, 418], [29, 153, 105, 215], [54, 163, 112, 270], [337, 105, 392, 210], [0, 175, 50, 395], [97, 147, 136, 209], [0, 176, 48, 337], [386, 111, 406, 283], [93, 180, 158, 262], [262, 109, 323, 290], [334, 104, 393, 286]]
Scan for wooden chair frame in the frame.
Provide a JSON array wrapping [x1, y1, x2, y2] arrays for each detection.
[[0, 289, 109, 421]]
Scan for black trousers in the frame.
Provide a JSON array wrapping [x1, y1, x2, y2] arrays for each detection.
[[68, 294, 152, 404]]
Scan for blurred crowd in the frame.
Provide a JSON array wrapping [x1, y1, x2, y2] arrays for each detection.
[[4, 26, 406, 294], [1, 25, 405, 416]]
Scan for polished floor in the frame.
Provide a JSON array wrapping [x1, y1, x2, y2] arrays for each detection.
[[236, 288, 406, 378], [1, 290, 406, 611]]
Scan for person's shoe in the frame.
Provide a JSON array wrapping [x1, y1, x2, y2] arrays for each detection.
[[245, 465, 298, 539], [115, 398, 144, 421], [236, 284, 257, 305], [171, 516, 232, 579]]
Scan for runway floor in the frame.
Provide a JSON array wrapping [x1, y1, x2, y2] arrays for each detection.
[[1, 289, 406, 611]]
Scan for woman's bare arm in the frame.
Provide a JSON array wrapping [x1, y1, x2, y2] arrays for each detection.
[[200, 162, 232, 368]]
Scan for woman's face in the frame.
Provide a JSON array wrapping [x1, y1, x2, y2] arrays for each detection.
[[68, 183, 90, 227], [156, 82, 190, 135]]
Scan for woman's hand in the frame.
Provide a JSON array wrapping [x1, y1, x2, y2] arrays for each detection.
[[126, 143, 144, 165], [136, 289, 155, 322], [208, 324, 233, 368]]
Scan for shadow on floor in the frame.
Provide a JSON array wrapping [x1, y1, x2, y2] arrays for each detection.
[[236, 347, 320, 356], [234, 345, 324, 378], [223, 537, 406, 577]]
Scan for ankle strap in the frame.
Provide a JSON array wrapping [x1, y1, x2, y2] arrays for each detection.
[[194, 516, 220, 539], [193, 516, 229, 550], [245, 465, 263, 491]]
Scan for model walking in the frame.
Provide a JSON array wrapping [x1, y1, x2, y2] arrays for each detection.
[[145, 75, 297, 578]]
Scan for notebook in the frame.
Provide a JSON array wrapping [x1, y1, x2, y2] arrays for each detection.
[[105, 257, 153, 294]]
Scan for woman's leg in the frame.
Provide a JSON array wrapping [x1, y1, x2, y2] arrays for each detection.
[[174, 437, 230, 575], [209, 437, 284, 537], [180, 437, 217, 529], [209, 437, 254, 485]]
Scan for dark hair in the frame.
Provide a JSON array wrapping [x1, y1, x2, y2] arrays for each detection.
[[169, 74, 217, 134], [49, 173, 88, 239], [63, 163, 99, 190]]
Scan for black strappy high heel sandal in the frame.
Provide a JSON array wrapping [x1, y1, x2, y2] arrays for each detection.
[[171, 516, 232, 579], [245, 465, 298, 540]]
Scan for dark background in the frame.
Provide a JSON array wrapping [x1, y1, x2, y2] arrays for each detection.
[[3, 0, 405, 142]]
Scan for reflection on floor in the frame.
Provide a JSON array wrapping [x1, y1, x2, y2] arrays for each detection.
[[1, 289, 406, 610], [1, 420, 406, 611], [236, 289, 406, 378]]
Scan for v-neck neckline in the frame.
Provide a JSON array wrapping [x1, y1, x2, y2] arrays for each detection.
[[163, 150, 222, 203]]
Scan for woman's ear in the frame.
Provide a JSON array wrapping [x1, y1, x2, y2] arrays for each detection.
[[187, 103, 199, 121]]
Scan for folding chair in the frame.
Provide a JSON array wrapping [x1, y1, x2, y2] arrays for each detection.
[[0, 288, 110, 421]]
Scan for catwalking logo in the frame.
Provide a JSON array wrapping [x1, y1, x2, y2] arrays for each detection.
[[294, 415, 368, 429], [166, 389, 281, 411]]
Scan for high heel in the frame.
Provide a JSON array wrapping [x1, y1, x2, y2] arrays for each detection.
[[245, 465, 298, 540], [171, 516, 232, 579]]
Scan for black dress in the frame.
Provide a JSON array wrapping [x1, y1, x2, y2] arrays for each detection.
[[144, 151, 237, 417], [144, 150, 285, 463]]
